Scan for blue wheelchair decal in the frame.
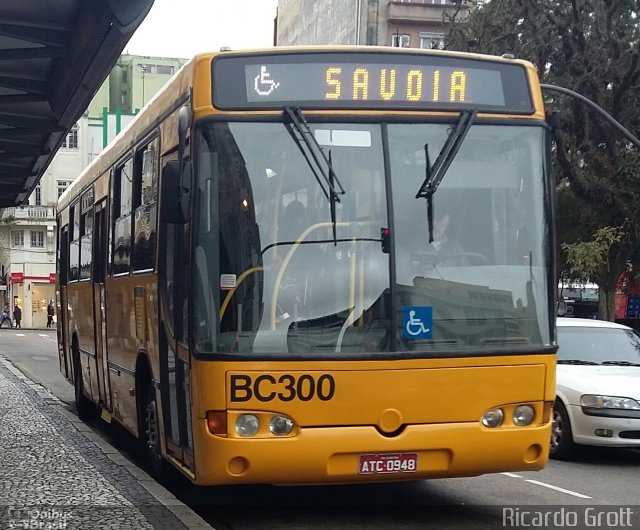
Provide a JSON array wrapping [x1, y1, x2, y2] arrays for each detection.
[[402, 307, 432, 340]]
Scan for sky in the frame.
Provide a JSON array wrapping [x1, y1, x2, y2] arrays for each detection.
[[125, 0, 279, 59]]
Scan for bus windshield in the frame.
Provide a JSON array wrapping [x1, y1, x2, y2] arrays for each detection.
[[194, 120, 551, 357]]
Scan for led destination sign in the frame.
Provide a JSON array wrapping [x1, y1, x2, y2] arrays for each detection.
[[213, 52, 534, 113]]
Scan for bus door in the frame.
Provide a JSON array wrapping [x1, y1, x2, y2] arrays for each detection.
[[92, 200, 111, 411], [159, 155, 194, 471], [58, 224, 70, 380]]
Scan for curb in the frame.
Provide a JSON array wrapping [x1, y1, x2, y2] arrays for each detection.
[[0, 355, 214, 530]]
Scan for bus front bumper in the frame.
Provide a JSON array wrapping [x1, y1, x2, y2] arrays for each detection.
[[191, 421, 551, 486]]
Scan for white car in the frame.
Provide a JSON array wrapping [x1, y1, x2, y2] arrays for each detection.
[[552, 317, 640, 459]]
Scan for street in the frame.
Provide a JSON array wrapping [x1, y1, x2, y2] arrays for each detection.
[[2, 330, 639, 530]]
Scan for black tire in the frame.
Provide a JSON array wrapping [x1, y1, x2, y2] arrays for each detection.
[[142, 384, 169, 482], [73, 356, 96, 421], [550, 400, 577, 460]]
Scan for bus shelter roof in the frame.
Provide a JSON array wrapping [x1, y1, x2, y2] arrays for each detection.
[[0, 0, 154, 207]]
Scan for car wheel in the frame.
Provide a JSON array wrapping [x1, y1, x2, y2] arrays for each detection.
[[550, 400, 576, 460]]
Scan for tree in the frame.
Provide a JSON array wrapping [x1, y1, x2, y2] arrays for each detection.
[[446, 0, 640, 320], [560, 225, 630, 319]]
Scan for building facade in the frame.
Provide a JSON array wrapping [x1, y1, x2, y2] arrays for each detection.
[[0, 54, 186, 327], [276, 0, 462, 50], [0, 118, 89, 327]]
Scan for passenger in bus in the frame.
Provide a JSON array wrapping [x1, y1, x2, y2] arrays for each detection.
[[277, 200, 309, 319], [280, 199, 308, 244], [427, 212, 467, 259], [412, 210, 471, 269]]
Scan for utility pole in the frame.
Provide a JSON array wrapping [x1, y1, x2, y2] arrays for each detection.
[[139, 64, 147, 107]]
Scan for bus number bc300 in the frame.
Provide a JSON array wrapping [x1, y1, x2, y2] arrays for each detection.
[[229, 374, 336, 402]]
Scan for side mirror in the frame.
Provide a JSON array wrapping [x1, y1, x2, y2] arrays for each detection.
[[161, 160, 192, 224], [178, 105, 192, 161], [162, 105, 193, 224]]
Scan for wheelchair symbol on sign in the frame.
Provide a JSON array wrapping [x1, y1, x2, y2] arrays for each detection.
[[254, 66, 280, 96], [405, 310, 430, 337]]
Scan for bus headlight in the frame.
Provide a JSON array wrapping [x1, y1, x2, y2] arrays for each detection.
[[236, 414, 259, 437], [481, 408, 504, 428], [269, 415, 294, 436], [513, 405, 535, 426]]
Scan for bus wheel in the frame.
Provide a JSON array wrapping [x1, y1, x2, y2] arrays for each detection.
[[143, 385, 168, 481], [73, 357, 96, 421], [550, 400, 576, 460]]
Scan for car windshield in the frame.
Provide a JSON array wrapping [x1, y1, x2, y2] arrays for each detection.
[[557, 326, 640, 364]]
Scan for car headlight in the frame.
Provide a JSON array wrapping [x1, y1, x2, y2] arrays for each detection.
[[580, 395, 640, 410]]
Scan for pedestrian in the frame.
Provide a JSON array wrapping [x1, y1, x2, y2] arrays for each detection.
[[47, 301, 55, 328], [12, 305, 21, 329], [0, 306, 12, 328]]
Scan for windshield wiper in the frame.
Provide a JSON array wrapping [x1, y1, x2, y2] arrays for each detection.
[[557, 359, 599, 365], [601, 360, 640, 367], [415, 109, 477, 242], [283, 106, 345, 244]]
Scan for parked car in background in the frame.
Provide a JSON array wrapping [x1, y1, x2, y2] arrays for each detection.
[[552, 318, 640, 459]]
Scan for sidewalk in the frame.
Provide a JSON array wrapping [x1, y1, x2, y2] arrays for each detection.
[[0, 322, 53, 330], [0, 355, 213, 530]]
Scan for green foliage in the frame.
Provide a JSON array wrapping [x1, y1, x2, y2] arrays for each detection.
[[561, 225, 625, 282], [446, 0, 640, 320]]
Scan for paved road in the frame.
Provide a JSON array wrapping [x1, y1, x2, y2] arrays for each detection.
[[4, 330, 640, 530], [0, 328, 73, 404]]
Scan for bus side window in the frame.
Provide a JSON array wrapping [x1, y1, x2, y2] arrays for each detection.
[[132, 138, 158, 272], [79, 188, 93, 281], [112, 158, 133, 275], [69, 204, 80, 282]]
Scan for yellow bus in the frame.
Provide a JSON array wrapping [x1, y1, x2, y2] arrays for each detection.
[[57, 46, 557, 485]]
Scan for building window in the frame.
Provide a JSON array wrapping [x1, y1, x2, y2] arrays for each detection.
[[420, 32, 445, 50], [11, 230, 24, 248], [57, 180, 71, 198], [29, 184, 42, 205], [139, 63, 156, 74], [31, 230, 44, 248], [156, 65, 175, 75], [392, 34, 411, 48], [61, 123, 79, 149], [121, 69, 128, 83]]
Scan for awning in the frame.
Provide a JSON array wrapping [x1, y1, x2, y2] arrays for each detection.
[[0, 0, 154, 207]]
